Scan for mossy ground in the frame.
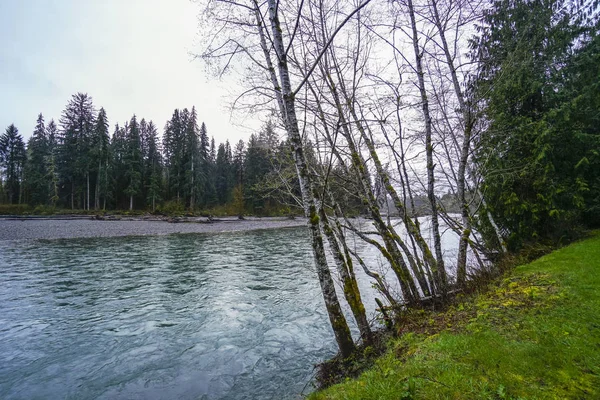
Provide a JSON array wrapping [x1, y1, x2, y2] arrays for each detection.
[[310, 232, 600, 399]]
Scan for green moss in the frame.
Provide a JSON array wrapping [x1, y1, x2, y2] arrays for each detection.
[[310, 212, 320, 226], [310, 233, 600, 399], [343, 281, 366, 316]]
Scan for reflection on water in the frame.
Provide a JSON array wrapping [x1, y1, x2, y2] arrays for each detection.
[[0, 228, 337, 400]]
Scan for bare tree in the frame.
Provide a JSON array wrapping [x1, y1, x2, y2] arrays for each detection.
[[198, 0, 376, 357], [196, 0, 501, 354]]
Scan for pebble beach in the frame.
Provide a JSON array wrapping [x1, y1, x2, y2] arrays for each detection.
[[0, 216, 307, 241]]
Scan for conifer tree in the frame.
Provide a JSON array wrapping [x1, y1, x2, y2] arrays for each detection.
[[215, 142, 231, 204], [225, 140, 234, 197], [139, 118, 149, 203], [0, 124, 27, 204], [109, 123, 127, 208], [45, 120, 60, 206], [91, 107, 110, 210], [124, 115, 142, 210], [145, 121, 162, 211], [244, 133, 273, 213], [473, 0, 599, 246], [184, 107, 200, 209], [163, 109, 185, 203], [231, 139, 246, 214], [24, 114, 49, 205], [58, 93, 96, 209], [233, 139, 245, 187], [198, 123, 216, 206]]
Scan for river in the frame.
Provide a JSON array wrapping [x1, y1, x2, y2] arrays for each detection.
[[0, 218, 463, 399]]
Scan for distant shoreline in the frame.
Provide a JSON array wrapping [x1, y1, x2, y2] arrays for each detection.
[[0, 216, 308, 241]]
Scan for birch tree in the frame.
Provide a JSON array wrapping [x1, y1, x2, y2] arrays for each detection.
[[197, 0, 379, 356]]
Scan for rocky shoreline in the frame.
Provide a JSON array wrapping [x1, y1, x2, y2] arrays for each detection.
[[0, 215, 307, 241]]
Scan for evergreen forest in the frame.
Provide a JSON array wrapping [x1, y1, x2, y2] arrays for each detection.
[[0, 96, 309, 216]]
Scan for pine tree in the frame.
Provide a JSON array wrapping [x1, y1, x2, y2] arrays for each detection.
[[0, 124, 27, 204], [258, 120, 279, 149], [244, 130, 275, 213], [472, 0, 595, 247], [196, 122, 207, 206], [145, 121, 163, 211], [210, 136, 216, 163], [163, 109, 185, 203], [46, 120, 60, 206], [231, 139, 246, 215], [225, 140, 234, 197], [24, 114, 49, 205], [206, 136, 217, 206], [58, 93, 96, 209], [215, 142, 231, 204], [139, 118, 149, 204], [91, 107, 110, 210], [233, 139, 245, 187], [124, 115, 142, 210], [109, 123, 127, 209], [162, 119, 174, 202], [184, 107, 200, 209], [198, 122, 215, 207]]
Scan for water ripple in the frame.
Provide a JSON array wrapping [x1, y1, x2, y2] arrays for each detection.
[[0, 228, 338, 400], [0, 218, 464, 399]]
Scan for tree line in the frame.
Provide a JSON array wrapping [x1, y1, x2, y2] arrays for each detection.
[[0, 93, 305, 215]]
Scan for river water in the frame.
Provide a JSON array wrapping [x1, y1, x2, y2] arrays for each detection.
[[0, 219, 464, 399], [0, 228, 338, 399]]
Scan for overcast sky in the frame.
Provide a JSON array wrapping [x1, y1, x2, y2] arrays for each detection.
[[0, 0, 259, 144]]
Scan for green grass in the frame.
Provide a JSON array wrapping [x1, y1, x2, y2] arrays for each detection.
[[310, 233, 600, 399]]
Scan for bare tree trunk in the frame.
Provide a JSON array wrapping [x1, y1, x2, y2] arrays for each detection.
[[266, 0, 355, 357], [316, 32, 437, 296], [430, 0, 472, 286], [320, 205, 373, 344], [378, 119, 435, 288], [407, 0, 447, 293], [328, 191, 399, 308], [317, 69, 419, 303], [130, 195, 133, 211], [305, 71, 421, 305], [346, 97, 436, 297], [479, 190, 507, 253], [349, 248, 398, 307]]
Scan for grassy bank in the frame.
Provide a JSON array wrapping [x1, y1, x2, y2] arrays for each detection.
[[311, 233, 600, 399]]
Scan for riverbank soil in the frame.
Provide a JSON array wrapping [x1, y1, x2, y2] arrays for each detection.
[[310, 232, 600, 399]]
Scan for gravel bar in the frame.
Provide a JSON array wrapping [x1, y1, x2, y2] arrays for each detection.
[[0, 217, 307, 241]]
